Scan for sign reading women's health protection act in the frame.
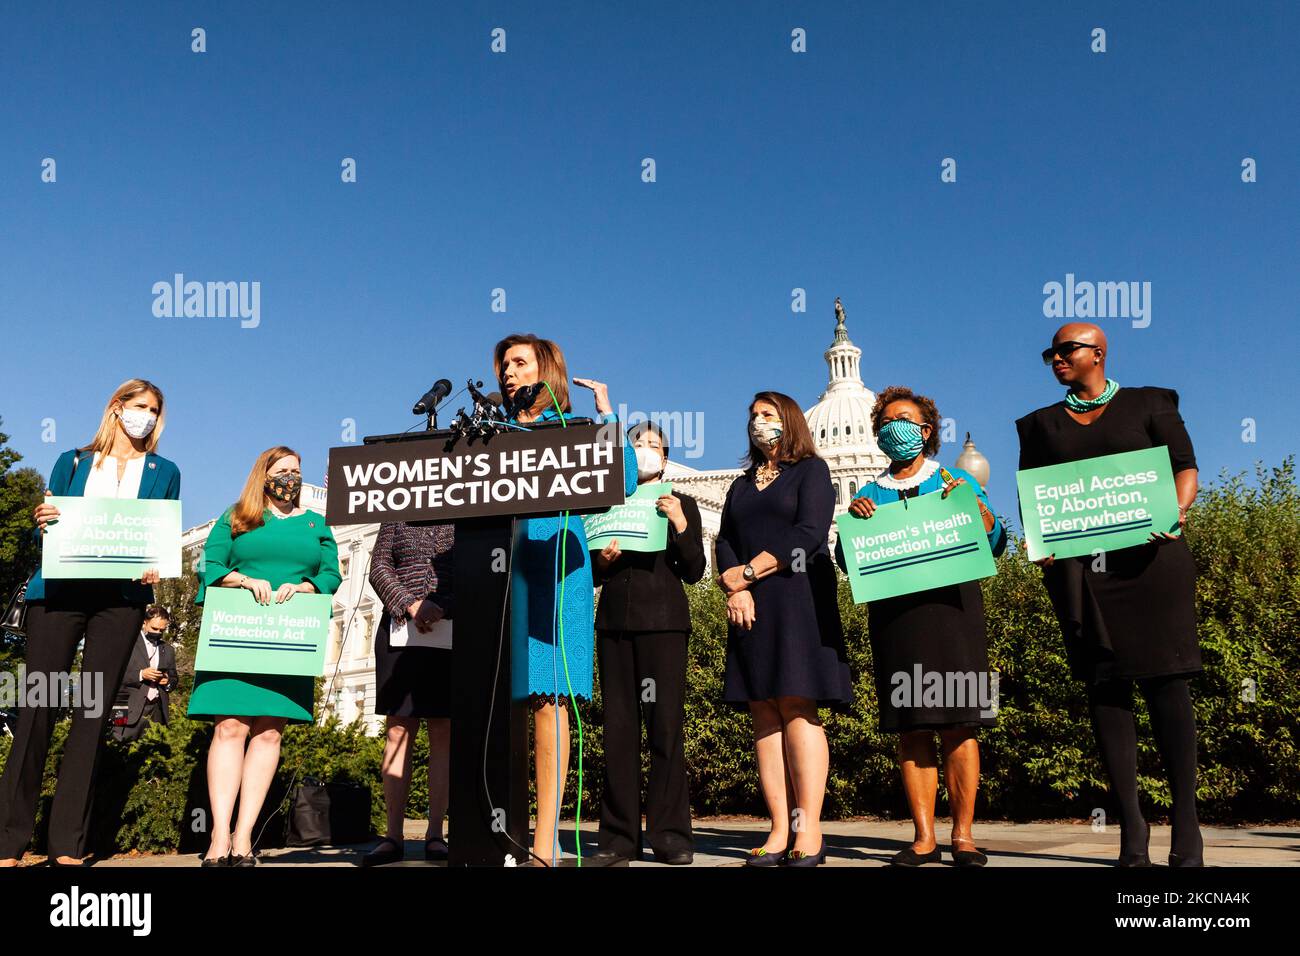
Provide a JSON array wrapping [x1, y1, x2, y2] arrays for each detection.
[[836, 483, 996, 604], [41, 496, 182, 579], [195, 588, 331, 677], [582, 482, 671, 552], [1016, 446, 1180, 562]]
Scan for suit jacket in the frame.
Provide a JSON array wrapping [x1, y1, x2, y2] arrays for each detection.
[[117, 633, 179, 724], [27, 447, 182, 604], [592, 490, 707, 632]]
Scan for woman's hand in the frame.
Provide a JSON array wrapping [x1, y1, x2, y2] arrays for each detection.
[[275, 582, 299, 604], [34, 492, 60, 532], [718, 565, 749, 593], [940, 477, 966, 498], [138, 569, 160, 586], [408, 598, 444, 633], [1033, 555, 1055, 569], [656, 494, 687, 533], [240, 577, 274, 605], [943, 477, 995, 530], [726, 590, 756, 630], [847, 497, 876, 519], [572, 377, 613, 417], [596, 538, 622, 570], [1150, 504, 1191, 543]]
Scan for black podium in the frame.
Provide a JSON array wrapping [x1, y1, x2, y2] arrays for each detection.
[[326, 419, 625, 866]]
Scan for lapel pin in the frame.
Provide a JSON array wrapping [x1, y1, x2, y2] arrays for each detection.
[[148, 462, 156, 469]]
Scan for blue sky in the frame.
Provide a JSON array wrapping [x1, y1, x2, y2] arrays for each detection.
[[2, 1, 1296, 530]]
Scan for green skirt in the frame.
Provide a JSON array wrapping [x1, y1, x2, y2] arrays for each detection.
[[187, 671, 315, 723]]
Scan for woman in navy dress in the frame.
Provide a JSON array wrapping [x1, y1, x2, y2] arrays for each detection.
[[1017, 323, 1203, 867], [493, 333, 637, 865], [716, 391, 851, 867], [835, 386, 1006, 867]]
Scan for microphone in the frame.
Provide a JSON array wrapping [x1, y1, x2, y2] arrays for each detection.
[[412, 379, 453, 416], [505, 382, 542, 419]]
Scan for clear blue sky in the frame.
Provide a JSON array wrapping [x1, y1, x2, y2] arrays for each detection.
[[2, 1, 1296, 530]]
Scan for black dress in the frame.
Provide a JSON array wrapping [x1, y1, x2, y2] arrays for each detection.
[[717, 456, 852, 709], [1015, 387, 1201, 684]]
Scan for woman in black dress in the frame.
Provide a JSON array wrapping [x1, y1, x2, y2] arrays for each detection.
[[1017, 323, 1203, 867], [835, 387, 1006, 867], [716, 391, 852, 868], [361, 521, 454, 866], [587, 422, 706, 866]]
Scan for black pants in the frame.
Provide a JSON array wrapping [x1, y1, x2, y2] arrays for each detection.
[[115, 698, 164, 743], [1088, 674, 1203, 860], [596, 629, 693, 857], [0, 586, 143, 858]]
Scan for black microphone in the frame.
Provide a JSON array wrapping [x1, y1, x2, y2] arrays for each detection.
[[506, 382, 542, 419], [412, 379, 453, 416]]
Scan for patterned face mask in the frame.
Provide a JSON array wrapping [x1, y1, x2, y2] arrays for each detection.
[[877, 419, 926, 462], [266, 472, 302, 502], [749, 418, 783, 448]]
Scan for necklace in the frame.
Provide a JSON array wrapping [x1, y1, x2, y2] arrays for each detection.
[[1065, 379, 1119, 412], [755, 461, 780, 489]]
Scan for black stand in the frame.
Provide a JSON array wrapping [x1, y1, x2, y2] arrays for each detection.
[[448, 515, 529, 866]]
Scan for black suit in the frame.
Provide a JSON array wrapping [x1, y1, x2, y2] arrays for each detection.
[[592, 490, 705, 859], [113, 632, 178, 742]]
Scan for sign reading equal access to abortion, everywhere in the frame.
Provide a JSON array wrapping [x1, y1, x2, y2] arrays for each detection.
[[836, 483, 996, 603], [1015, 446, 1180, 562], [194, 588, 331, 677], [41, 496, 182, 579], [582, 482, 671, 552]]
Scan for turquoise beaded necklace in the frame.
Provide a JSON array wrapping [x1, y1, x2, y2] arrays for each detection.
[[1064, 378, 1119, 412]]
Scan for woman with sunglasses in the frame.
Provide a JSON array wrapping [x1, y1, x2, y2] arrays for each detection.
[[1016, 323, 1203, 867]]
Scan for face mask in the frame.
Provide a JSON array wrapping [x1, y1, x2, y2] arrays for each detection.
[[749, 418, 783, 449], [634, 446, 664, 481], [877, 419, 926, 462], [266, 473, 302, 502], [120, 409, 158, 439]]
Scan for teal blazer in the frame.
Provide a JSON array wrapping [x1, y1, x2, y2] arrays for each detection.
[[27, 448, 182, 604]]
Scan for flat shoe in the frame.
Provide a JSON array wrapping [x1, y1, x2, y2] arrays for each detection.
[[785, 842, 827, 867], [744, 846, 786, 867], [891, 846, 942, 867], [951, 844, 988, 867], [228, 851, 257, 867], [423, 838, 449, 862], [362, 838, 405, 867]]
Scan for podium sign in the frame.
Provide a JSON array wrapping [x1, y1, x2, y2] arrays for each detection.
[[325, 421, 626, 526]]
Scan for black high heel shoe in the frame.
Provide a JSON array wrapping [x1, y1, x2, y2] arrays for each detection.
[[785, 841, 827, 868], [1118, 820, 1152, 867]]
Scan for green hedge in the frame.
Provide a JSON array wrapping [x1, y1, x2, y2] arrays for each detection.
[[1, 461, 1296, 855]]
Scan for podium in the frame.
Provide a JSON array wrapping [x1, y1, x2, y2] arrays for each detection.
[[326, 418, 625, 866]]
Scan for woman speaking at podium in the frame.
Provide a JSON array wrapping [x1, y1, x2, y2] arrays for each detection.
[[493, 333, 638, 866]]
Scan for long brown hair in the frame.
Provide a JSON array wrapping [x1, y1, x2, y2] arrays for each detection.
[[80, 379, 167, 462], [230, 446, 300, 537], [744, 391, 819, 471], [493, 333, 571, 419]]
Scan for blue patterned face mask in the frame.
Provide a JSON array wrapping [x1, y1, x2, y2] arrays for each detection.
[[877, 419, 925, 462]]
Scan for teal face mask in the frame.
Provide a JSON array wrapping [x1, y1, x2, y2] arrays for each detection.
[[877, 419, 925, 462]]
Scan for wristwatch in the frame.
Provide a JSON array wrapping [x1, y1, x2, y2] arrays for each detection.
[[742, 564, 756, 583]]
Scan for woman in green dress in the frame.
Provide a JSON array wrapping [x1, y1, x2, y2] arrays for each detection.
[[189, 446, 341, 866]]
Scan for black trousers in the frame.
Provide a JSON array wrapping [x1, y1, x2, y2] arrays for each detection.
[[0, 585, 143, 858], [596, 629, 693, 857], [114, 697, 164, 743]]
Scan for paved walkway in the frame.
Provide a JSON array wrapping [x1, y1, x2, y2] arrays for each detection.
[[62, 818, 1300, 867]]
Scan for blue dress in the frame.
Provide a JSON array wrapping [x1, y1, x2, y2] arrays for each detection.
[[510, 409, 638, 701]]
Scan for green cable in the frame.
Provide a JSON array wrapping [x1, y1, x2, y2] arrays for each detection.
[[541, 380, 583, 867]]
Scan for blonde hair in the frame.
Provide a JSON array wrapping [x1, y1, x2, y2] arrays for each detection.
[[81, 379, 166, 464], [230, 446, 300, 537]]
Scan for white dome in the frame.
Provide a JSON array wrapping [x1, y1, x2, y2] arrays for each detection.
[[803, 300, 885, 465]]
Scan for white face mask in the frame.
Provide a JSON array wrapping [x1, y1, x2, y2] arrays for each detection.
[[634, 445, 664, 481], [749, 418, 782, 448], [120, 408, 158, 439]]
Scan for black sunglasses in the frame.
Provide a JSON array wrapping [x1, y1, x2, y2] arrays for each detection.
[[1041, 341, 1098, 365]]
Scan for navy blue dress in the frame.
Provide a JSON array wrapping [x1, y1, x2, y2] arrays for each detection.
[[716, 456, 852, 709]]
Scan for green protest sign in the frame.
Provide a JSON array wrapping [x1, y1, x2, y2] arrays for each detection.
[[582, 482, 670, 553], [41, 496, 182, 580], [195, 587, 331, 677], [837, 483, 996, 604], [1016, 446, 1180, 561]]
